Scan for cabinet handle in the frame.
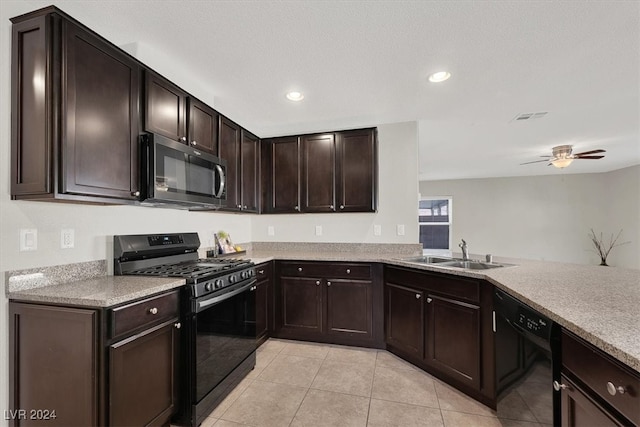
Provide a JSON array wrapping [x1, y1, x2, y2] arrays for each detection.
[[174, 322, 181, 329], [346, 269, 351, 274], [237, 204, 242, 209], [295, 206, 300, 211], [340, 205, 345, 210], [191, 140, 197, 146], [330, 205, 334, 210], [131, 191, 140, 197], [298, 267, 303, 272], [426, 297, 433, 303], [606, 382, 626, 396], [316, 280, 320, 286], [415, 294, 421, 299], [258, 270, 265, 274], [250, 286, 257, 291], [327, 281, 331, 286], [244, 206, 248, 209], [149, 307, 158, 315], [553, 381, 570, 391], [179, 136, 187, 142]]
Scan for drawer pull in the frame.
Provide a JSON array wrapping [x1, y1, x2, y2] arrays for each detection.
[[346, 269, 351, 274], [553, 380, 570, 391], [316, 280, 320, 286], [427, 297, 433, 303], [298, 267, 303, 272], [606, 382, 626, 396], [327, 281, 331, 286], [174, 322, 181, 329], [149, 307, 158, 315], [415, 294, 421, 299], [258, 270, 265, 274]]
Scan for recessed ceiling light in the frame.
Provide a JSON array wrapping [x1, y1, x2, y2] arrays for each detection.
[[428, 71, 451, 83], [286, 91, 304, 101]]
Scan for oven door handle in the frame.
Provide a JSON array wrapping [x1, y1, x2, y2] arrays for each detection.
[[196, 279, 257, 312]]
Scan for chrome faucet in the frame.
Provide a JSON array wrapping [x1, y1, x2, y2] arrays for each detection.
[[459, 239, 469, 260]]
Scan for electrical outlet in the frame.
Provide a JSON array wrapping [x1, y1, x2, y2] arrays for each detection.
[[20, 229, 37, 251], [267, 226, 275, 236], [315, 225, 323, 236], [374, 225, 382, 236], [61, 229, 75, 249], [396, 224, 405, 236]]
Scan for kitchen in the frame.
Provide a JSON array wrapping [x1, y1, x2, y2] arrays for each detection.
[[1, 1, 639, 427]]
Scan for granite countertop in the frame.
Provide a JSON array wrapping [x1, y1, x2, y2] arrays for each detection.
[[7, 275, 186, 308], [7, 248, 639, 372], [246, 250, 640, 372]]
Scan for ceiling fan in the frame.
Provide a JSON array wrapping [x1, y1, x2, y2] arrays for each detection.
[[520, 145, 606, 169]]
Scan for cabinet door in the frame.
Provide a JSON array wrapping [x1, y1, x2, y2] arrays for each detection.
[[219, 116, 241, 210], [560, 375, 623, 427], [241, 130, 260, 212], [145, 71, 187, 142], [336, 128, 377, 212], [110, 321, 179, 427], [425, 294, 481, 390], [265, 136, 300, 213], [326, 279, 372, 340], [385, 282, 424, 359], [9, 303, 99, 427], [280, 277, 323, 334], [63, 20, 140, 199], [187, 98, 218, 154], [255, 278, 271, 343], [301, 133, 336, 212]]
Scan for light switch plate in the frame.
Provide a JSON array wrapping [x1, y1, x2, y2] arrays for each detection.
[[20, 229, 37, 251], [374, 225, 382, 236], [315, 225, 323, 236], [396, 224, 405, 236]]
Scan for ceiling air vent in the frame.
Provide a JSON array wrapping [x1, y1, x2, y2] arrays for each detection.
[[512, 112, 548, 122]]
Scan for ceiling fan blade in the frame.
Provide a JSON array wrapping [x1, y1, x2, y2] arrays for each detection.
[[575, 155, 605, 159], [520, 159, 552, 165], [574, 149, 606, 156]]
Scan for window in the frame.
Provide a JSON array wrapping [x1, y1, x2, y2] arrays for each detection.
[[419, 198, 452, 252]]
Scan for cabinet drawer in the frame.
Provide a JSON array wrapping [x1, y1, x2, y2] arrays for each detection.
[[255, 261, 273, 281], [279, 261, 371, 279], [385, 266, 479, 303], [562, 330, 640, 425], [110, 291, 179, 339]]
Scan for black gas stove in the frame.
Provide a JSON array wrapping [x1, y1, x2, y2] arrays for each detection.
[[114, 232, 257, 427], [114, 233, 255, 298]]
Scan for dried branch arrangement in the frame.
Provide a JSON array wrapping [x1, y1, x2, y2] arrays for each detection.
[[588, 229, 630, 266]]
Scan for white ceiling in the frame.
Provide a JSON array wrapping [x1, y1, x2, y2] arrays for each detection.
[[4, 0, 640, 180]]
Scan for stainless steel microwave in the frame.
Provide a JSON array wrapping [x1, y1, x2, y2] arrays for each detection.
[[140, 133, 226, 209]]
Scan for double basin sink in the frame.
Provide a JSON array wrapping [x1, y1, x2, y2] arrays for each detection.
[[401, 255, 509, 270]]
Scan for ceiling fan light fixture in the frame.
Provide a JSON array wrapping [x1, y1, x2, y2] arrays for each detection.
[[551, 158, 574, 169], [428, 71, 451, 83]]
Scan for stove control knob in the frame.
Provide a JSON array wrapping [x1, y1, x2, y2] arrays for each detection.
[[205, 283, 213, 292], [249, 269, 255, 277], [241, 271, 248, 280], [215, 279, 224, 289], [229, 274, 237, 284]]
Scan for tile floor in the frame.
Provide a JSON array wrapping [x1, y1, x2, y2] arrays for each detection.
[[198, 339, 551, 427]]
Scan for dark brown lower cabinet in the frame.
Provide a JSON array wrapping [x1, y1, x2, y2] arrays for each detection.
[[274, 261, 384, 348], [9, 289, 181, 427], [560, 375, 623, 427], [254, 262, 273, 346], [109, 321, 179, 427], [9, 303, 99, 427], [384, 266, 495, 408]]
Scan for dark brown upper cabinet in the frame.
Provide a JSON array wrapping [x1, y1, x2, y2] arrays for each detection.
[[219, 116, 242, 211], [240, 129, 261, 212], [264, 128, 377, 214], [11, 9, 141, 203], [145, 72, 219, 155], [263, 136, 301, 213]]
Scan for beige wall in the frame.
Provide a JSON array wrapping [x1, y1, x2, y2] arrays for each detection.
[[419, 165, 639, 268]]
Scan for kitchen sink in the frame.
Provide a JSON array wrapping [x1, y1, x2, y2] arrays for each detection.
[[439, 260, 504, 270], [401, 255, 456, 264]]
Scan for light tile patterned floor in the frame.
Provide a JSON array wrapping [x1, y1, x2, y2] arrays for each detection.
[[199, 339, 550, 427]]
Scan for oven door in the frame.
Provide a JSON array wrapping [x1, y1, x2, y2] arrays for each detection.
[[192, 279, 256, 402], [142, 133, 226, 208]]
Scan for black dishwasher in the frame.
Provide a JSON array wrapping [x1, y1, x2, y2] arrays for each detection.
[[494, 288, 561, 426]]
